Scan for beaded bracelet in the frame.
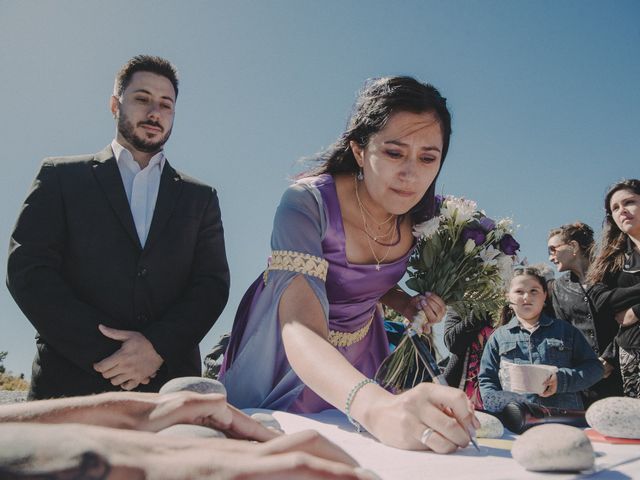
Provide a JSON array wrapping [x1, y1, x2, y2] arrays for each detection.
[[345, 378, 377, 432]]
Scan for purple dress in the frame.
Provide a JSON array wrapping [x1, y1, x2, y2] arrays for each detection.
[[220, 174, 411, 413]]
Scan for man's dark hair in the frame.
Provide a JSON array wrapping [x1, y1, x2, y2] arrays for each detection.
[[113, 55, 179, 98]]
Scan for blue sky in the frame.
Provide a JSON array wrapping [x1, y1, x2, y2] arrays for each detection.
[[1, 0, 638, 377]]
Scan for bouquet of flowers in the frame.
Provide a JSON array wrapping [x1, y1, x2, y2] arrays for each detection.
[[375, 195, 520, 391]]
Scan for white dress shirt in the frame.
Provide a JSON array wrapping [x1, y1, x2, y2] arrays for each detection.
[[111, 140, 165, 247]]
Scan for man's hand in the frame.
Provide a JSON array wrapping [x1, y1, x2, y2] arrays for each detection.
[[94, 325, 163, 390]]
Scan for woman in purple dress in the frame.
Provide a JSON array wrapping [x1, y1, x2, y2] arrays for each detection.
[[220, 77, 479, 453]]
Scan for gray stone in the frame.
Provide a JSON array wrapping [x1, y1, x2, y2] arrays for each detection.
[[157, 424, 226, 438], [511, 424, 594, 472], [475, 411, 504, 438], [586, 396, 640, 439], [251, 412, 283, 432], [159, 377, 226, 395]]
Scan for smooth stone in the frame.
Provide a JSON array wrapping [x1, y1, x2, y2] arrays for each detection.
[[159, 377, 226, 395], [251, 412, 284, 432], [475, 411, 504, 438], [157, 424, 226, 438], [512, 424, 594, 472], [586, 396, 640, 439]]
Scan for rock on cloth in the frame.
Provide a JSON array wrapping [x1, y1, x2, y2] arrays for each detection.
[[512, 424, 594, 472]]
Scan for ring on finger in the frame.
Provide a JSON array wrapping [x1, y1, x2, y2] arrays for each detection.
[[420, 427, 435, 446]]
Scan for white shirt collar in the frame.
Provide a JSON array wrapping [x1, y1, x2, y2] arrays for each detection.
[[111, 139, 165, 173]]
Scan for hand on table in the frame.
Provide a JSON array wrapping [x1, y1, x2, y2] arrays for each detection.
[[94, 324, 163, 390], [366, 383, 479, 453], [0, 423, 379, 480], [146, 428, 380, 479], [144, 391, 280, 441]]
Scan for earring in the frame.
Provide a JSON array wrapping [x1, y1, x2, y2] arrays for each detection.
[[356, 168, 364, 181]]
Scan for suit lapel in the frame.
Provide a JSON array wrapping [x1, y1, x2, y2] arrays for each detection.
[[92, 146, 142, 250], [144, 161, 183, 251]]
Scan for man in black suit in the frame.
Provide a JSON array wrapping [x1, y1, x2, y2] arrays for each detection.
[[7, 55, 230, 399]]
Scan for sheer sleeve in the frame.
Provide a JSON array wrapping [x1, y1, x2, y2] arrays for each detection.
[[221, 181, 332, 410], [264, 181, 330, 320]]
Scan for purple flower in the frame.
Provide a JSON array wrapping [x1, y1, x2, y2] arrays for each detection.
[[434, 194, 444, 215], [499, 234, 520, 255], [479, 217, 496, 232], [462, 227, 486, 246]]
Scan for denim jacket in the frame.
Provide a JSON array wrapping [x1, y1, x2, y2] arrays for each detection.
[[479, 314, 603, 412]]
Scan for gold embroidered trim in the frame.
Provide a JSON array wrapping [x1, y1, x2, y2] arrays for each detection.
[[264, 250, 329, 284], [328, 314, 374, 348]]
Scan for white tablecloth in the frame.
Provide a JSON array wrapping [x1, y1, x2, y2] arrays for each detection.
[[247, 409, 640, 480]]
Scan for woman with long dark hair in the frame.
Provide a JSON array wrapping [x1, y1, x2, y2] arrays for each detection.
[[588, 179, 640, 398], [547, 222, 622, 402], [220, 76, 479, 452]]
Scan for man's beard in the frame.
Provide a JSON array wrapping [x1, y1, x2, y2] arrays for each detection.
[[117, 113, 172, 154]]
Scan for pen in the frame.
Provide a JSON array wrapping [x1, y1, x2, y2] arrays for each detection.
[[409, 335, 480, 451]]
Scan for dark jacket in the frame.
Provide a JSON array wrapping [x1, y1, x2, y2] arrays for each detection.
[[549, 272, 623, 399], [7, 147, 230, 399], [443, 310, 492, 388], [479, 314, 603, 412], [589, 241, 640, 397]]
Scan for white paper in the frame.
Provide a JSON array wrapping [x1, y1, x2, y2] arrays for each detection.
[[499, 360, 558, 395]]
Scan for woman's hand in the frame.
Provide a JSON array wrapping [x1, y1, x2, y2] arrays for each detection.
[[540, 373, 558, 397], [615, 307, 639, 327], [364, 383, 479, 453], [404, 292, 446, 333], [599, 357, 615, 378]]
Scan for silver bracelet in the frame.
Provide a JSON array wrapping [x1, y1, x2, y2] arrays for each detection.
[[345, 378, 377, 432]]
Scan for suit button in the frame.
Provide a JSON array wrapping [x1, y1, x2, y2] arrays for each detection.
[[137, 314, 148, 322], [138, 267, 147, 277]]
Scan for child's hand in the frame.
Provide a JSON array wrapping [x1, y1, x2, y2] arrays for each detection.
[[540, 373, 558, 397]]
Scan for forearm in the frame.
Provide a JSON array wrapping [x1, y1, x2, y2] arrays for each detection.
[[0, 422, 254, 480], [0, 392, 166, 430], [7, 251, 121, 370], [556, 359, 604, 393], [556, 331, 605, 393], [380, 285, 412, 318], [282, 321, 389, 428], [588, 283, 640, 311]]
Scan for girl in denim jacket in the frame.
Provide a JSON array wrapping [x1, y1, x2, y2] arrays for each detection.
[[479, 267, 603, 413]]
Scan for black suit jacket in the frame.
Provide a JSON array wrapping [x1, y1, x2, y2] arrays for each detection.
[[7, 146, 230, 399]]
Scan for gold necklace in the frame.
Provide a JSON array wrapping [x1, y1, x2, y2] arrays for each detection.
[[354, 175, 394, 270], [354, 175, 395, 227], [354, 175, 399, 244]]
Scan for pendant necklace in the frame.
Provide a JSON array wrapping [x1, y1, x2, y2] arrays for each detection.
[[354, 174, 394, 270]]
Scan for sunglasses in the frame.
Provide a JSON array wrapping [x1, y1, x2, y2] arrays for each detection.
[[547, 243, 569, 255]]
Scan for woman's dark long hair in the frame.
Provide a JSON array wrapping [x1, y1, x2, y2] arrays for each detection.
[[588, 179, 640, 284], [304, 76, 452, 223]]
